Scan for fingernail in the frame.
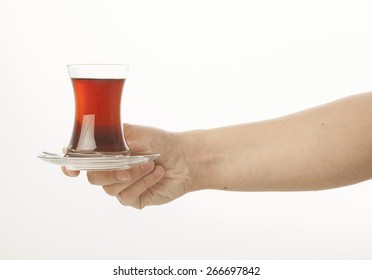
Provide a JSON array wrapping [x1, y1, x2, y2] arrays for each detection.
[[116, 170, 130, 181], [153, 166, 163, 177], [141, 161, 154, 172]]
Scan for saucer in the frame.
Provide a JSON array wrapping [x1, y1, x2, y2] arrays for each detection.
[[37, 151, 160, 171]]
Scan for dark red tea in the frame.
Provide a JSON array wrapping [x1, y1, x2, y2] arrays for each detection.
[[66, 78, 129, 155]]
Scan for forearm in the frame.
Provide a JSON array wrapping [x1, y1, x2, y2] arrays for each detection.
[[181, 92, 372, 192]]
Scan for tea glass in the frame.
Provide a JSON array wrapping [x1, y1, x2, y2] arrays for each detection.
[[66, 64, 130, 156]]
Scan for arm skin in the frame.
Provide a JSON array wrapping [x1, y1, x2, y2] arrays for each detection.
[[64, 92, 372, 208], [182, 92, 372, 192]]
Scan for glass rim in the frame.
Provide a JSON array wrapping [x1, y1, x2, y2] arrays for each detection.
[[67, 64, 129, 79]]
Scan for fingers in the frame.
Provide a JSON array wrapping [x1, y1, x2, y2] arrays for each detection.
[[87, 160, 155, 186], [61, 166, 80, 177], [116, 166, 164, 209], [102, 164, 162, 196], [61, 147, 80, 177]]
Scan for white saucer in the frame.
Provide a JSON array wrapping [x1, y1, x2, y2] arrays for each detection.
[[37, 151, 160, 171]]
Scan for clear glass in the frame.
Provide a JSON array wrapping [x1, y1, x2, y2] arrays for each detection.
[[66, 64, 130, 156], [38, 151, 159, 170]]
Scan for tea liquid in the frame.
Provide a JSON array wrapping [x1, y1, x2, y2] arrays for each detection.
[[67, 78, 128, 154]]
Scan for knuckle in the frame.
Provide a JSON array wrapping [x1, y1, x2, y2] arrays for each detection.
[[119, 192, 131, 206], [133, 203, 143, 210], [87, 171, 117, 185], [118, 170, 131, 181], [102, 185, 116, 196], [87, 172, 97, 184], [117, 197, 127, 206], [104, 172, 114, 183], [141, 173, 157, 186], [119, 191, 135, 206], [123, 197, 135, 206]]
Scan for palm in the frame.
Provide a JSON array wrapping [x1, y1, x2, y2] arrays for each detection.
[[125, 124, 192, 206]]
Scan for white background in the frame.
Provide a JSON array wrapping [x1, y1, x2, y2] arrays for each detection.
[[1, 0, 372, 259]]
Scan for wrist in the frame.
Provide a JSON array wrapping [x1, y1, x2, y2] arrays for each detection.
[[178, 129, 228, 192]]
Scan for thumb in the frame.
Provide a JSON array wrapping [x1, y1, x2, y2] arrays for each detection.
[[123, 123, 151, 152]]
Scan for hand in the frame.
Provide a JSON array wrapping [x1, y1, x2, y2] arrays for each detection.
[[63, 124, 193, 209]]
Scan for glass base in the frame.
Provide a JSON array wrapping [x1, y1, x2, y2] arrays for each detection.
[[65, 149, 131, 157]]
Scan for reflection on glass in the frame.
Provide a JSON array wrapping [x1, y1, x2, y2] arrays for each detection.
[[76, 114, 97, 151]]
